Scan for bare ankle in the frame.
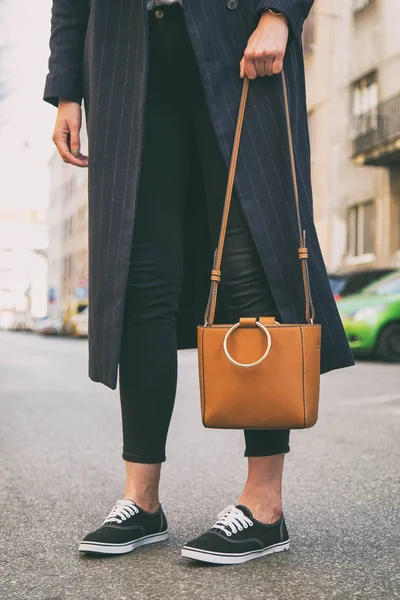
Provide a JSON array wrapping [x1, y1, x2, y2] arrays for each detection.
[[123, 493, 160, 514], [251, 504, 282, 525], [124, 461, 161, 513], [238, 497, 282, 524], [238, 485, 282, 524]]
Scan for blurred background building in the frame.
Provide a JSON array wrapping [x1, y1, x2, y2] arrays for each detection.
[[47, 124, 89, 321], [1, 0, 399, 328], [0, 0, 51, 329], [0, 173, 48, 330], [305, 0, 400, 271]]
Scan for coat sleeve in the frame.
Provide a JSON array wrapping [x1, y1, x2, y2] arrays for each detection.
[[254, 0, 314, 47], [43, 0, 90, 107]]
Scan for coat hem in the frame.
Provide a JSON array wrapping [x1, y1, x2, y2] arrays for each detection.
[[89, 371, 118, 391]]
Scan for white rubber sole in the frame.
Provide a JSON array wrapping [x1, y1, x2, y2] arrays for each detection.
[[181, 539, 290, 565], [78, 530, 169, 555]]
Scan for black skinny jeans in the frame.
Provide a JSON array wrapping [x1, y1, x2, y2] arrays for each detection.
[[119, 3, 290, 464]]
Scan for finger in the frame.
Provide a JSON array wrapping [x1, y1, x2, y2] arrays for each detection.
[[243, 48, 259, 80], [53, 134, 88, 168], [255, 54, 267, 77], [69, 121, 81, 157], [246, 61, 258, 80], [70, 145, 89, 163], [72, 150, 89, 167], [239, 57, 245, 78], [264, 55, 275, 76], [272, 55, 284, 74], [243, 58, 258, 80], [67, 120, 88, 166]]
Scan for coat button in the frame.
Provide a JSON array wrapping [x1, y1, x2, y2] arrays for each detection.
[[155, 9, 164, 18], [226, 0, 238, 8]]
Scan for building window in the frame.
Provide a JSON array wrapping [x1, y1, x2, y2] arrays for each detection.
[[352, 72, 378, 138], [347, 201, 375, 257], [303, 8, 315, 54], [353, 0, 372, 13]]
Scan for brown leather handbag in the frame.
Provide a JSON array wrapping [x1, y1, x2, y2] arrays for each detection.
[[198, 71, 321, 430]]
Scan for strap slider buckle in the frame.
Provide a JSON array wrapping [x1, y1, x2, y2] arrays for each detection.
[[298, 247, 308, 260]]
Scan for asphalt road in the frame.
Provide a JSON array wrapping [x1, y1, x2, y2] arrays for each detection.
[[1, 331, 400, 600]]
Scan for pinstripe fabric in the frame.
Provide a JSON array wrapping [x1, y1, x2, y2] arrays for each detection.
[[44, 0, 354, 390]]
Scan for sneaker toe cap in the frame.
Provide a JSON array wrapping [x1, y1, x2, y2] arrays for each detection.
[[81, 525, 133, 544], [184, 531, 224, 550], [81, 526, 108, 543]]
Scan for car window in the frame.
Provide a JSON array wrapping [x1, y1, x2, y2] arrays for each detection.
[[344, 270, 394, 295], [361, 272, 400, 295], [343, 275, 365, 295]]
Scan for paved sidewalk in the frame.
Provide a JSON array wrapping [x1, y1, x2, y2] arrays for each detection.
[[1, 331, 400, 600]]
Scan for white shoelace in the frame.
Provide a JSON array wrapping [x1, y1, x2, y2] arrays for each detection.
[[103, 499, 139, 524], [212, 505, 253, 537]]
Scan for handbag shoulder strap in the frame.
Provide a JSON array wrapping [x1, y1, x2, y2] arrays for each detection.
[[204, 70, 316, 326]]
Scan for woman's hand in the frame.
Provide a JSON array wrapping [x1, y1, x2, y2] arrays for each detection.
[[52, 100, 88, 167], [240, 11, 289, 79]]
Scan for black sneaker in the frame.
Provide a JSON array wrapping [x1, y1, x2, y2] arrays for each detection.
[[181, 504, 289, 565], [78, 499, 168, 555]]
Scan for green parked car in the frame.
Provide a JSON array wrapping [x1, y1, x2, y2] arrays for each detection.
[[337, 270, 400, 362]]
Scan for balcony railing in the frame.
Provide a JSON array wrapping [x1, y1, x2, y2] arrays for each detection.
[[352, 92, 400, 164]]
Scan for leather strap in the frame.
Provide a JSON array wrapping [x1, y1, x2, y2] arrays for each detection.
[[204, 71, 316, 326]]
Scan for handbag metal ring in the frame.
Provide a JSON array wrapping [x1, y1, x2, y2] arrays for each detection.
[[223, 321, 272, 368]]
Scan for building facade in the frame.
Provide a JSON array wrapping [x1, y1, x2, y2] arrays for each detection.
[[47, 124, 89, 319], [304, 0, 400, 272], [0, 141, 49, 329], [0, 0, 51, 329]]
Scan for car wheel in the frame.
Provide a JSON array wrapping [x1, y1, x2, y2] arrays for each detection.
[[377, 323, 400, 362]]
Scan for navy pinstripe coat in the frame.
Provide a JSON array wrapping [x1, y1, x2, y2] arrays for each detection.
[[44, 0, 354, 390]]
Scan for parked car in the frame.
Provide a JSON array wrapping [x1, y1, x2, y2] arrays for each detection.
[[329, 268, 395, 301], [63, 296, 88, 335], [34, 316, 64, 336], [66, 306, 88, 338], [337, 270, 400, 362]]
